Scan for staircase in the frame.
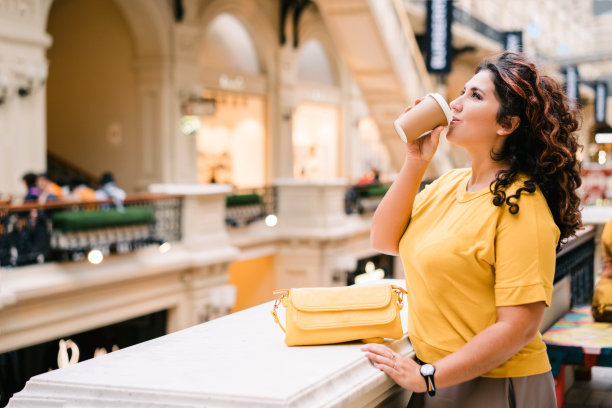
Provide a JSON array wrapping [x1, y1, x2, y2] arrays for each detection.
[[316, 0, 452, 176], [47, 151, 99, 188]]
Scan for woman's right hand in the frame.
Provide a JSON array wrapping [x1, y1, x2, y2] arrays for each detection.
[[401, 98, 445, 164]]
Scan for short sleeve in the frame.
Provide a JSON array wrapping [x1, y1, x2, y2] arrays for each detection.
[[601, 219, 612, 259], [494, 190, 560, 307], [412, 180, 435, 214]]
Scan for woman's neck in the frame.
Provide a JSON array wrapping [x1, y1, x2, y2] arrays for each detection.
[[467, 157, 509, 192]]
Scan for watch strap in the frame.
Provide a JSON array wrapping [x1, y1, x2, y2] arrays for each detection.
[[424, 374, 436, 396]]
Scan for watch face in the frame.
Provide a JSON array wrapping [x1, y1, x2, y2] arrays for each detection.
[[421, 364, 435, 376]]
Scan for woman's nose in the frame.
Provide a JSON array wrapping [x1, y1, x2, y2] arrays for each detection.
[[449, 97, 462, 112]]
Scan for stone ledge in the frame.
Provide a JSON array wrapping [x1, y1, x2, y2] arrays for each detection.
[[8, 281, 413, 408]]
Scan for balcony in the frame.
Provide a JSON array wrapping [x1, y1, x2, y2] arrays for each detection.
[[5, 221, 596, 406], [0, 194, 182, 268]]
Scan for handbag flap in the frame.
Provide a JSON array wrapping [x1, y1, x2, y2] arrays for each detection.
[[289, 284, 398, 330], [291, 284, 392, 311]]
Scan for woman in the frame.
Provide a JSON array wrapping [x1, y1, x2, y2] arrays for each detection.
[[361, 52, 581, 407]]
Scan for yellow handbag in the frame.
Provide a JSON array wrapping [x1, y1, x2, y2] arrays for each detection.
[[271, 283, 408, 346]]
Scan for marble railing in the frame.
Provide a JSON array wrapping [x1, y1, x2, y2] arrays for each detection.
[[7, 221, 595, 407], [8, 279, 414, 408]]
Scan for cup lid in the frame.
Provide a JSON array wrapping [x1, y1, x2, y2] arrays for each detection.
[[427, 93, 453, 127]]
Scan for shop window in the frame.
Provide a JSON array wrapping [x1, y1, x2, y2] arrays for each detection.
[[197, 91, 266, 188], [292, 102, 339, 181], [357, 117, 391, 181]]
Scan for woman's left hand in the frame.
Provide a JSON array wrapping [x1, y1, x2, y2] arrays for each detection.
[[361, 343, 427, 393]]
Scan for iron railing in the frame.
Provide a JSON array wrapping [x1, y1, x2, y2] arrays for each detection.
[[555, 226, 596, 306], [225, 186, 277, 227], [0, 194, 183, 267], [344, 180, 432, 215]]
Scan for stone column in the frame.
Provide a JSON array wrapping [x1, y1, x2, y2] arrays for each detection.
[[149, 183, 239, 331], [0, 0, 53, 195], [133, 59, 173, 189], [273, 179, 373, 288], [273, 44, 299, 180], [170, 23, 202, 184]]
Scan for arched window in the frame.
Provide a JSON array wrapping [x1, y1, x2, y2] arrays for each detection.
[[293, 38, 339, 181], [297, 39, 336, 86], [197, 13, 266, 188], [201, 13, 260, 75]]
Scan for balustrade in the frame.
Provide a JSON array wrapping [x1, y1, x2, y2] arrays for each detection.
[[0, 194, 183, 267]]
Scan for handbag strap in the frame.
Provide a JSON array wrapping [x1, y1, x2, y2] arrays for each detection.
[[271, 289, 289, 333]]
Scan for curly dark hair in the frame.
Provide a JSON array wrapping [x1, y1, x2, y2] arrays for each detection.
[[476, 52, 582, 245]]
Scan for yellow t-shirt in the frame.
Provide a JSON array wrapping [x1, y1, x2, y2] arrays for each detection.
[[399, 168, 560, 378]]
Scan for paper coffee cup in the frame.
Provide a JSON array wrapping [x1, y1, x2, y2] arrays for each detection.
[[394, 93, 452, 143]]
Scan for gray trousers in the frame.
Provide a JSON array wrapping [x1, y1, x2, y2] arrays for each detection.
[[407, 371, 556, 408]]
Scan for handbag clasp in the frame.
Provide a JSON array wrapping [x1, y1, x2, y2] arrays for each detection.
[[391, 285, 408, 308]]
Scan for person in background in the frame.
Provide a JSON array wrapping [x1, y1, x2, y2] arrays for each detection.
[[95, 172, 126, 210], [21, 172, 40, 203], [363, 52, 581, 407], [56, 177, 71, 197], [66, 177, 97, 202], [36, 173, 62, 203]]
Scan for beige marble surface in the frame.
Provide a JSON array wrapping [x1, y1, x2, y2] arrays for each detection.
[[8, 280, 413, 408]]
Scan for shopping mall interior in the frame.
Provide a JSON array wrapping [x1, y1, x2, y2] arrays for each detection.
[[1, 0, 612, 406]]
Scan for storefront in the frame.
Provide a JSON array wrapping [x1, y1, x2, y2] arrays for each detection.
[[292, 39, 340, 181], [194, 12, 268, 189]]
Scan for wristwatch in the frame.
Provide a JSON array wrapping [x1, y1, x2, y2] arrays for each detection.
[[419, 363, 436, 396]]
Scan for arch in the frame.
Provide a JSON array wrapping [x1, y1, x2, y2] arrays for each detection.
[[201, 13, 261, 75], [45, 0, 141, 190], [295, 5, 341, 87], [297, 39, 336, 86], [44, 0, 172, 59], [111, 0, 171, 58], [198, 0, 277, 76]]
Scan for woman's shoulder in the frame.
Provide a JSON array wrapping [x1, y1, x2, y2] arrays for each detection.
[[428, 168, 471, 188], [506, 174, 545, 198], [503, 175, 555, 217]]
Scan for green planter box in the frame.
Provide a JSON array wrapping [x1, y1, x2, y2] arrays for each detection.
[[359, 184, 390, 198], [226, 193, 262, 207], [52, 207, 155, 232]]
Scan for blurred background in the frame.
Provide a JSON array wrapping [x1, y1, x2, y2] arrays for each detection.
[[2, 0, 612, 406]]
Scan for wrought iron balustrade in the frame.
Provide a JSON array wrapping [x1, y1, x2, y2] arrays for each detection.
[[345, 180, 433, 215], [555, 226, 596, 306], [0, 194, 183, 267], [225, 186, 277, 227], [344, 183, 391, 215]]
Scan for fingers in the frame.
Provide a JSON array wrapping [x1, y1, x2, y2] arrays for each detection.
[[430, 125, 445, 139], [373, 360, 398, 379], [429, 126, 444, 147], [402, 97, 426, 113], [363, 351, 394, 367], [362, 343, 401, 374], [361, 343, 390, 353]]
